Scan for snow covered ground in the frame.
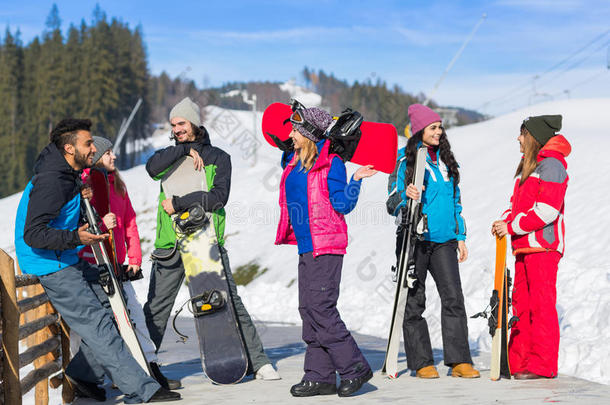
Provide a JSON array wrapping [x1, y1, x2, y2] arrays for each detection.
[[3, 97, 609, 403]]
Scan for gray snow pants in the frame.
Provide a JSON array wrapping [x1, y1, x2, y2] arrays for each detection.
[[39, 260, 159, 403], [143, 245, 270, 373]]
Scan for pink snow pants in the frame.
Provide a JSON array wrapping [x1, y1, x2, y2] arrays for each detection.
[[509, 251, 561, 378]]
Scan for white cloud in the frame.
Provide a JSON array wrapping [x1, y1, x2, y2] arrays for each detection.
[[187, 26, 351, 43]]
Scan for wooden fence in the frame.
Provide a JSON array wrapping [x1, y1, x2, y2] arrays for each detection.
[[0, 248, 73, 404]]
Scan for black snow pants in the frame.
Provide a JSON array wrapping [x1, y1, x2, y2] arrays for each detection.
[[395, 230, 473, 371]]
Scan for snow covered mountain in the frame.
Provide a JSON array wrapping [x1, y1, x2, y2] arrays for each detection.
[[2, 98, 608, 385]]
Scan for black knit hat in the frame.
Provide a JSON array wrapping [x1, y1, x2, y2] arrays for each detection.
[[523, 115, 562, 146]]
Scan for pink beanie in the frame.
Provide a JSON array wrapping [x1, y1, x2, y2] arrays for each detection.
[[408, 104, 442, 135]]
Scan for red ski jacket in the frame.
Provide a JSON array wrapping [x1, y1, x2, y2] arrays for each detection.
[[79, 169, 142, 266], [502, 135, 571, 256]]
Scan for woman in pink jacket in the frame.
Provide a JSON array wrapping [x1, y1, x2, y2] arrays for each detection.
[[79, 136, 179, 390], [271, 104, 377, 397], [492, 115, 570, 379]]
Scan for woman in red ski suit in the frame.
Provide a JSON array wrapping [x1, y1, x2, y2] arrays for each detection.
[[492, 115, 570, 379]]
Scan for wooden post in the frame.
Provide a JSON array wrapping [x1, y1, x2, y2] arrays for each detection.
[[34, 284, 52, 405], [59, 319, 74, 403], [0, 249, 22, 405]]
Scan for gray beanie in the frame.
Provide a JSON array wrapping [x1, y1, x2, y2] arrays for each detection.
[[293, 107, 333, 142], [92, 136, 113, 165], [169, 97, 201, 127]]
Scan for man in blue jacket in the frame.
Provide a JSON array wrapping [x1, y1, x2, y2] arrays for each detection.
[[14, 118, 180, 403]]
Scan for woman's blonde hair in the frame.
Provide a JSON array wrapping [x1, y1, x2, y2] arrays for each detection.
[[515, 127, 542, 183], [290, 136, 318, 171]]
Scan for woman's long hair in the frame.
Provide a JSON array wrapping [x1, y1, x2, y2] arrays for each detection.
[[94, 161, 127, 197], [515, 126, 542, 183], [290, 137, 318, 171], [403, 128, 460, 188]]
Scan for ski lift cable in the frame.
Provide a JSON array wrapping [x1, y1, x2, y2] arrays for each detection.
[[550, 69, 609, 98], [535, 39, 610, 90], [423, 13, 487, 106], [477, 29, 610, 110], [538, 28, 610, 76]]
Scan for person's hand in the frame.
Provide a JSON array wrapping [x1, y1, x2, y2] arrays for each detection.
[[162, 198, 176, 215], [267, 133, 294, 152], [102, 213, 117, 230], [126, 264, 140, 275], [491, 220, 509, 237], [353, 165, 378, 181], [189, 148, 204, 171], [405, 184, 425, 200], [81, 185, 93, 200], [77, 223, 108, 245], [457, 240, 468, 263]]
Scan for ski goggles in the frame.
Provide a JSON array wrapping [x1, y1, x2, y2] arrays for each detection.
[[286, 99, 326, 139]]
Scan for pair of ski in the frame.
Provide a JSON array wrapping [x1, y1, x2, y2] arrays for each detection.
[[380, 148, 515, 380], [82, 169, 151, 377], [471, 235, 517, 380]]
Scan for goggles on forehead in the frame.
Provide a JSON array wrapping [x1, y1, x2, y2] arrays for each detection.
[[285, 99, 326, 139]]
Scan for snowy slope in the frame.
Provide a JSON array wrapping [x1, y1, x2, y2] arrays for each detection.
[[2, 98, 609, 386]]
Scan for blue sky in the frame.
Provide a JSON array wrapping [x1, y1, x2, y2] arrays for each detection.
[[2, 0, 609, 115]]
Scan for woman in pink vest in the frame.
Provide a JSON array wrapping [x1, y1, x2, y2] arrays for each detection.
[[492, 115, 570, 379], [272, 104, 377, 397]]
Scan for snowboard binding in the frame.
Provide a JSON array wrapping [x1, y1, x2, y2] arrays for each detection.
[[97, 263, 115, 296], [191, 289, 227, 317], [287, 98, 365, 163], [327, 109, 363, 162], [171, 289, 228, 343], [175, 204, 210, 235]]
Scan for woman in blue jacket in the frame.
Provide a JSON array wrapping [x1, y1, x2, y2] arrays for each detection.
[[387, 104, 479, 379]]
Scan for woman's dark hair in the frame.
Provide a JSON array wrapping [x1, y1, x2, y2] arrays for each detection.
[[403, 128, 460, 188]]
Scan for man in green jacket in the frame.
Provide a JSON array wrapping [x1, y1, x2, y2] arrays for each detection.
[[143, 97, 280, 381]]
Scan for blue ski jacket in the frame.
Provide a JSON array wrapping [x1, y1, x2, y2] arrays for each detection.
[[15, 144, 84, 276], [387, 145, 466, 243]]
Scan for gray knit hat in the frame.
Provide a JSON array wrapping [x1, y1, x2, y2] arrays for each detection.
[[92, 136, 113, 165], [293, 107, 332, 142], [169, 97, 201, 127]]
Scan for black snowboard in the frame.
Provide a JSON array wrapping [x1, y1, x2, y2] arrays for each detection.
[[162, 156, 248, 384]]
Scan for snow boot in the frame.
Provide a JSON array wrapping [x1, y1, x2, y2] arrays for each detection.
[[290, 380, 337, 397], [150, 362, 181, 389], [255, 363, 281, 380], [337, 369, 373, 397], [451, 363, 480, 378], [147, 387, 181, 402], [66, 375, 106, 402], [514, 371, 548, 380], [416, 365, 440, 379]]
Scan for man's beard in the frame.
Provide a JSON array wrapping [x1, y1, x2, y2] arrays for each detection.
[[74, 149, 91, 168]]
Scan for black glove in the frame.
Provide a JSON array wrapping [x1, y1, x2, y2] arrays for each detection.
[[267, 132, 294, 152]]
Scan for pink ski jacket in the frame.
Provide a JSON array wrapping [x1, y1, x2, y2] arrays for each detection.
[[80, 169, 142, 266], [275, 141, 348, 257], [502, 135, 571, 256]]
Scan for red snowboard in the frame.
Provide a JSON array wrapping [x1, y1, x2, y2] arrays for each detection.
[[261, 102, 398, 174]]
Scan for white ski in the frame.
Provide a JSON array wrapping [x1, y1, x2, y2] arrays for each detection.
[[83, 198, 151, 376], [382, 146, 427, 378]]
